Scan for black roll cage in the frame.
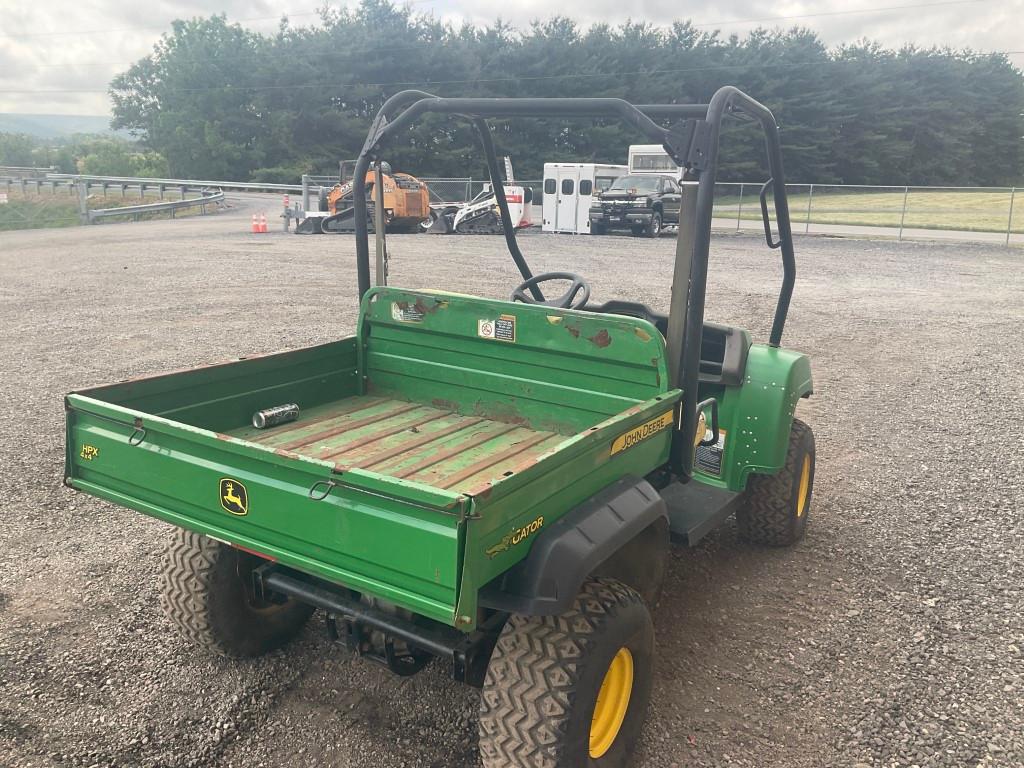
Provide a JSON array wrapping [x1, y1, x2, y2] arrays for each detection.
[[352, 87, 796, 480]]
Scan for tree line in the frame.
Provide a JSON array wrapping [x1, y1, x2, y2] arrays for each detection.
[[50, 1, 1024, 185], [0, 133, 168, 178]]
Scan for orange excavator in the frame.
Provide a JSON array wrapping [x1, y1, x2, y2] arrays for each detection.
[[297, 161, 431, 234]]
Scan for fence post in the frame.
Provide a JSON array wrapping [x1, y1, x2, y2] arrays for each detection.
[[302, 174, 310, 213], [736, 183, 744, 231], [466, 178, 471, 203], [1007, 188, 1017, 247], [77, 179, 89, 225], [805, 184, 814, 234], [898, 186, 909, 241]]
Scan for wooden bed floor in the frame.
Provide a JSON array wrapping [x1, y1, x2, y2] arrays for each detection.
[[230, 396, 565, 494]]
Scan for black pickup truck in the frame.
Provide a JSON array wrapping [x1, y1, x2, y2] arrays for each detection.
[[589, 173, 681, 237]]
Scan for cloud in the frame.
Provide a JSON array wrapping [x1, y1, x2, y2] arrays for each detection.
[[0, 0, 1020, 116]]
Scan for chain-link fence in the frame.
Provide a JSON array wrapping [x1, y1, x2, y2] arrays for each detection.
[[714, 183, 1021, 244], [420, 178, 544, 204]]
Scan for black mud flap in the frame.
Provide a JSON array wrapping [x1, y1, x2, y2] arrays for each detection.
[[478, 476, 667, 615]]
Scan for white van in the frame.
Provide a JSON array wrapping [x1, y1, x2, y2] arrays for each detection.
[[628, 145, 681, 177], [542, 163, 628, 234]]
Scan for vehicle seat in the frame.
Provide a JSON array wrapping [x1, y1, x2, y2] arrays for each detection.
[[584, 300, 751, 387]]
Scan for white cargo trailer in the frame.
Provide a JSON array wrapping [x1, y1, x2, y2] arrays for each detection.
[[628, 145, 681, 177], [541, 163, 627, 234]]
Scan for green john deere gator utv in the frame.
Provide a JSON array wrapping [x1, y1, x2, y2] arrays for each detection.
[[64, 87, 815, 767]]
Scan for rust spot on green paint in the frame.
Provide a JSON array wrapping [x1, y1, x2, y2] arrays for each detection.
[[565, 324, 581, 339], [478, 401, 530, 427], [588, 329, 612, 348], [431, 398, 459, 412]]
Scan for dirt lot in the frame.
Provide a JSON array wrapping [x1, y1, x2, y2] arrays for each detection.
[[1, 199, 1022, 768]]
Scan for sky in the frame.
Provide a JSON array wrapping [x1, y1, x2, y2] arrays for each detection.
[[0, 0, 1021, 117]]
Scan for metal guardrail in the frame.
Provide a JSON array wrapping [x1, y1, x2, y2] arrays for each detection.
[[47, 173, 302, 193], [0, 165, 58, 179], [87, 190, 225, 223]]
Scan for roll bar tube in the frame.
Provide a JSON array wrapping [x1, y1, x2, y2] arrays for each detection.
[[472, 117, 545, 302], [353, 95, 706, 298], [670, 86, 796, 478]]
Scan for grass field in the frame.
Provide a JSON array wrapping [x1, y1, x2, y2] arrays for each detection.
[[717, 186, 1023, 234], [0, 188, 215, 231]]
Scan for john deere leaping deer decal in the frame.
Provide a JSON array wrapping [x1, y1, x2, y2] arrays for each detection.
[[219, 478, 249, 516]]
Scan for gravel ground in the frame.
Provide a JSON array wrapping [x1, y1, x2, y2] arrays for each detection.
[[1, 197, 1022, 768]]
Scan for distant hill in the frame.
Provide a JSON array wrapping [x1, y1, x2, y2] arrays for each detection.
[[0, 114, 127, 138]]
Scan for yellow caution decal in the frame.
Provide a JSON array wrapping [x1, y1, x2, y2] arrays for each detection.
[[610, 411, 674, 456]]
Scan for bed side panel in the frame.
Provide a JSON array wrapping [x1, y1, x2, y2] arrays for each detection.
[[73, 339, 359, 433]]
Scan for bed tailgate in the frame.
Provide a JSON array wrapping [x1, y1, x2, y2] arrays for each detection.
[[64, 396, 466, 625]]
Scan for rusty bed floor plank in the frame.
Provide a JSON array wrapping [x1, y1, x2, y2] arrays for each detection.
[[227, 395, 565, 492]]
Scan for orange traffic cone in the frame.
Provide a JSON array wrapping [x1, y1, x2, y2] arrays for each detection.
[[259, 212, 268, 233], [251, 214, 259, 233]]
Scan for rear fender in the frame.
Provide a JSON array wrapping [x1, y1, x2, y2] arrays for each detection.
[[477, 476, 667, 616], [726, 344, 812, 488]]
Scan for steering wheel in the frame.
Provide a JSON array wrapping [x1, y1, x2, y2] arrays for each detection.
[[510, 272, 592, 309]]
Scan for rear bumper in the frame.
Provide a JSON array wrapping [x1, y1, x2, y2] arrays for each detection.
[[257, 564, 499, 686]]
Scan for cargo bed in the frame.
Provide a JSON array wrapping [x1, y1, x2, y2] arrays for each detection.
[[65, 288, 680, 629], [229, 396, 562, 495]]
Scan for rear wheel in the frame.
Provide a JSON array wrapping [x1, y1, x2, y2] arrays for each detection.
[[736, 418, 815, 546], [160, 529, 314, 657], [479, 578, 653, 767]]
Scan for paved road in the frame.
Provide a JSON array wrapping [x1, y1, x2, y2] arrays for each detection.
[[1, 199, 1022, 767]]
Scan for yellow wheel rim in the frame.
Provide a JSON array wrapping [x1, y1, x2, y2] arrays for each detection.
[[589, 647, 634, 759], [796, 454, 811, 518]]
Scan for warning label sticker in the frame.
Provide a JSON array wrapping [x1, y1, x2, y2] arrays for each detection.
[[391, 302, 424, 323], [478, 314, 516, 342], [694, 428, 727, 476]]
